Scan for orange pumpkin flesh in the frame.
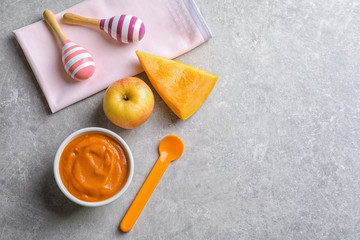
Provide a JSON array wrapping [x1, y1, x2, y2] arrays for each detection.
[[136, 51, 218, 120]]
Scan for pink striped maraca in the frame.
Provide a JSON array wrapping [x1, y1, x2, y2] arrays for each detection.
[[63, 13, 145, 43], [43, 10, 95, 81]]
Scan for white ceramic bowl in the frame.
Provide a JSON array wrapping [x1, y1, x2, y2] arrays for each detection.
[[54, 127, 134, 207]]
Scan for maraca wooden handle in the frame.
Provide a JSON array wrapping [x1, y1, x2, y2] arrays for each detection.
[[63, 13, 100, 27], [43, 10, 68, 42]]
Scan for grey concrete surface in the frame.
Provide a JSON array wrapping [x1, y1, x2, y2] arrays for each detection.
[[1, 0, 360, 239]]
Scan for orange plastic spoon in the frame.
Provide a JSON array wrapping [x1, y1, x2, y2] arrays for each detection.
[[120, 135, 184, 232]]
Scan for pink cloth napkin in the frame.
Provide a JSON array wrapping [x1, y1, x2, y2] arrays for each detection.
[[13, 0, 212, 113]]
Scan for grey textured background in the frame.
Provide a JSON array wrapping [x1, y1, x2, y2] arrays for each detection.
[[1, 0, 360, 239]]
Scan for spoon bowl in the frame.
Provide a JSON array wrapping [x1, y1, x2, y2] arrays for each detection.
[[159, 135, 184, 162]]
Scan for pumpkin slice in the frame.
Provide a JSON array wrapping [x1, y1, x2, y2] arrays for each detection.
[[136, 51, 218, 120]]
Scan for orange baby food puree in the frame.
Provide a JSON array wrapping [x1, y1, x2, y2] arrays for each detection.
[[59, 132, 129, 202]]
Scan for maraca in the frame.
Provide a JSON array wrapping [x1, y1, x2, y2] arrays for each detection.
[[63, 13, 145, 43], [43, 10, 95, 81]]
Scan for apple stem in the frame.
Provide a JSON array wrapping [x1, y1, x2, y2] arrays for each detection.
[[123, 95, 129, 101]]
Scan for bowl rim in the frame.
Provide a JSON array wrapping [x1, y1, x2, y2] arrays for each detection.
[[53, 127, 134, 207]]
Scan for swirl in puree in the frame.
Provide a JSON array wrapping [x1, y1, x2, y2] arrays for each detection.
[[59, 132, 129, 202]]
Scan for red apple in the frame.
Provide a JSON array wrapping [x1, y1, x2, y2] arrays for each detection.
[[103, 77, 154, 129]]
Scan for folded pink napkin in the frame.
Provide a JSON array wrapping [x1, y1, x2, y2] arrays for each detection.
[[13, 0, 211, 113]]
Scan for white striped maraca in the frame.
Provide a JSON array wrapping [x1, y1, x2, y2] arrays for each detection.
[[63, 13, 145, 43], [43, 10, 95, 81]]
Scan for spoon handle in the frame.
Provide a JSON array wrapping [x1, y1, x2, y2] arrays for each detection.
[[63, 13, 101, 28], [43, 10, 68, 42], [120, 153, 170, 232]]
